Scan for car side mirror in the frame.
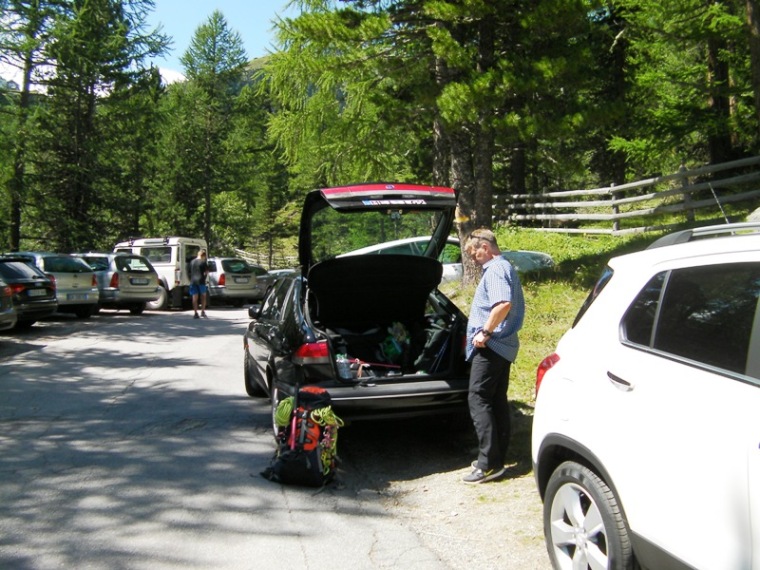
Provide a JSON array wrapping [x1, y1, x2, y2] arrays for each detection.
[[248, 305, 262, 320]]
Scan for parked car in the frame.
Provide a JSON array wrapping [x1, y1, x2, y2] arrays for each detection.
[[0, 256, 57, 328], [248, 263, 274, 300], [113, 236, 207, 310], [207, 257, 262, 306], [12, 252, 99, 318], [340, 235, 554, 283], [0, 276, 18, 332], [243, 183, 471, 424], [72, 252, 160, 315], [532, 222, 760, 570]]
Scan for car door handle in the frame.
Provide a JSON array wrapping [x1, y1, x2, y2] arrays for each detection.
[[607, 371, 634, 392]]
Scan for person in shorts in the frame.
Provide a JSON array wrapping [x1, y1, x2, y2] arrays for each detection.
[[190, 249, 209, 319]]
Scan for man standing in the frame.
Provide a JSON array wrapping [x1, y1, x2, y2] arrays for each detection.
[[190, 249, 209, 319], [462, 229, 524, 484]]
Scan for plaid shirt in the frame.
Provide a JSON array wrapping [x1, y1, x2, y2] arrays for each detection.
[[466, 256, 525, 362]]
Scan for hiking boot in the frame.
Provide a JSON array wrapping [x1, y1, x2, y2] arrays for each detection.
[[463, 466, 506, 484]]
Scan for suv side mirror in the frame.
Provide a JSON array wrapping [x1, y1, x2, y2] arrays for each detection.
[[248, 305, 262, 320]]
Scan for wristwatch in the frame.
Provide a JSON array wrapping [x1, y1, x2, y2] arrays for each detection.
[[481, 329, 492, 337]]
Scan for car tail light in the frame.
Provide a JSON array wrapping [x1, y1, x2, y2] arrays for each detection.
[[219, 273, 226, 286], [1, 285, 11, 297], [109, 273, 119, 288], [536, 353, 560, 396], [46, 274, 56, 290], [92, 274, 99, 287], [9, 283, 25, 296], [293, 341, 330, 365]]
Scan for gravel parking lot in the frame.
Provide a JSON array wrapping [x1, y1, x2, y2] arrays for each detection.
[[1, 311, 550, 569], [339, 415, 551, 569]]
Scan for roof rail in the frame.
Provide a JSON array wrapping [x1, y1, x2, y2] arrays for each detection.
[[647, 222, 760, 249]]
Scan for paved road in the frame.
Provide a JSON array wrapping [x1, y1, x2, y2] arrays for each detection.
[[0, 308, 452, 569]]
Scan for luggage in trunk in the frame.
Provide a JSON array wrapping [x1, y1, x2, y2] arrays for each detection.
[[307, 255, 460, 378]]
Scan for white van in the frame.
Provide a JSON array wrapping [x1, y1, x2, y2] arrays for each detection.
[[114, 237, 207, 310]]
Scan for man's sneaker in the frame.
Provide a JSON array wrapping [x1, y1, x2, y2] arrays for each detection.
[[201, 312, 208, 318], [193, 313, 200, 319], [462, 466, 506, 484]]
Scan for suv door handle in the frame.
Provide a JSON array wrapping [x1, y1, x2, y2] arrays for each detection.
[[607, 371, 633, 392]]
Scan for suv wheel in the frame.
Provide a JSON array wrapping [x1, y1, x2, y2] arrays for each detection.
[[147, 285, 167, 311], [544, 460, 634, 570]]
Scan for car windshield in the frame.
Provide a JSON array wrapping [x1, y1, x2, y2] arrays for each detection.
[[310, 208, 446, 264]]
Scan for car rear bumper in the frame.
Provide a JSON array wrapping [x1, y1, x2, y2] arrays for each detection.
[[209, 286, 256, 300], [278, 376, 470, 421], [56, 290, 99, 306], [16, 300, 58, 321], [100, 288, 160, 304]]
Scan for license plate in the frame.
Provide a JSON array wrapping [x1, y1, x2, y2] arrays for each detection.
[[67, 293, 88, 301], [234, 277, 250, 284], [131, 278, 149, 285], [27, 288, 47, 297]]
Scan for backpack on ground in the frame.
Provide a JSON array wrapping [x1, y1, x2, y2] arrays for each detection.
[[261, 386, 343, 487]]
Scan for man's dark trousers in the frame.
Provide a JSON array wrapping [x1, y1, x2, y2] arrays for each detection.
[[469, 346, 511, 471]]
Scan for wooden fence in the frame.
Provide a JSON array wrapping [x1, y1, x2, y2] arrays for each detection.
[[497, 155, 760, 235]]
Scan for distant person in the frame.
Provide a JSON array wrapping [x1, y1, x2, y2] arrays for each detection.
[[462, 229, 525, 484], [190, 249, 209, 319]]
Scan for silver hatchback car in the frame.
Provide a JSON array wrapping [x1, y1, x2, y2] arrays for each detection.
[[14, 252, 99, 318], [73, 253, 160, 315], [207, 257, 263, 306]]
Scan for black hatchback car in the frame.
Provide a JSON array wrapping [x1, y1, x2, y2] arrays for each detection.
[[0, 256, 58, 328], [243, 183, 471, 423]]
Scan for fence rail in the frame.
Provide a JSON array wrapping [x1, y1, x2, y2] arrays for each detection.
[[497, 155, 760, 235]]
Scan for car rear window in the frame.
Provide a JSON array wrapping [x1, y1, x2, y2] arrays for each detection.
[[250, 265, 269, 277], [115, 255, 153, 273], [221, 259, 252, 274], [622, 263, 760, 378], [0, 260, 45, 279]]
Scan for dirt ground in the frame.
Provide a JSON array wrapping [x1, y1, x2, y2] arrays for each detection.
[[338, 409, 552, 569]]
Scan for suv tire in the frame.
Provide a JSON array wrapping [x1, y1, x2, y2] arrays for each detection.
[[544, 460, 634, 570], [147, 285, 168, 311]]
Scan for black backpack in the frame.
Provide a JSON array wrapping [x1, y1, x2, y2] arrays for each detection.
[[261, 386, 343, 487]]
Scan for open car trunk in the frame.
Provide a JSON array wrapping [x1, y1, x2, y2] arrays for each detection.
[[307, 255, 465, 379]]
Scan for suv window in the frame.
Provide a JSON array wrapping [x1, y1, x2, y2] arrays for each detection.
[[623, 263, 760, 377], [140, 247, 171, 263]]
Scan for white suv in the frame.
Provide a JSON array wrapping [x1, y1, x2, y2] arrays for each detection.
[[532, 222, 760, 570]]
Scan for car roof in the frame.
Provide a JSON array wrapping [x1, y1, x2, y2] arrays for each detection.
[[611, 222, 760, 272]]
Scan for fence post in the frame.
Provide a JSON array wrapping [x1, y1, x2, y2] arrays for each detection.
[[680, 162, 694, 223], [611, 183, 619, 233]]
